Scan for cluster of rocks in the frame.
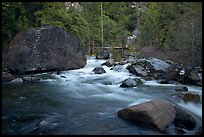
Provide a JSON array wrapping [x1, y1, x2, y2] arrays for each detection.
[[92, 51, 202, 104], [94, 50, 202, 87], [94, 51, 202, 87], [92, 51, 202, 135]]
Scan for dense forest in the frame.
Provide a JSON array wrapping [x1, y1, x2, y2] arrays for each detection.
[[2, 2, 202, 66]]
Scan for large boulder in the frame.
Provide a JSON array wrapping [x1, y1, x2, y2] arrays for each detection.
[[118, 99, 176, 131], [92, 67, 106, 74], [145, 57, 170, 73], [126, 64, 148, 77], [185, 69, 202, 86], [161, 65, 202, 86], [160, 64, 184, 82], [3, 25, 86, 74]]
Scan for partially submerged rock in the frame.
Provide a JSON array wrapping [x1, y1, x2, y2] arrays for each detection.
[[10, 78, 23, 83], [126, 64, 148, 77], [92, 67, 106, 74], [118, 99, 176, 131], [175, 86, 188, 92], [102, 59, 115, 67], [22, 76, 41, 83], [2, 72, 15, 82], [174, 105, 196, 130], [183, 93, 200, 103], [145, 57, 170, 73], [120, 78, 137, 87]]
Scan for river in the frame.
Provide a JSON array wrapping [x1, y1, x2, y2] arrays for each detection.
[[2, 56, 202, 135]]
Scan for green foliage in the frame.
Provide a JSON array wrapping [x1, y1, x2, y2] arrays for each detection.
[[139, 2, 202, 51], [35, 2, 71, 30], [2, 2, 202, 66], [2, 2, 22, 48]]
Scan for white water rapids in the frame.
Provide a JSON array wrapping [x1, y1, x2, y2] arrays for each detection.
[[50, 56, 202, 117], [2, 56, 202, 135]]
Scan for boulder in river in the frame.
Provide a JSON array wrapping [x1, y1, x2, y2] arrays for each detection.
[[120, 78, 137, 87], [185, 69, 202, 86], [160, 64, 184, 82], [92, 67, 106, 74], [126, 64, 148, 77], [2, 72, 15, 82], [174, 105, 196, 130], [10, 78, 23, 83], [118, 99, 176, 131], [111, 65, 124, 72], [145, 57, 170, 73], [3, 25, 86, 75], [183, 93, 200, 103], [175, 86, 188, 92], [22, 76, 41, 83], [102, 59, 115, 67]]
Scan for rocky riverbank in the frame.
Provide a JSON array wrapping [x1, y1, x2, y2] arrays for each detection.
[[93, 50, 202, 135]]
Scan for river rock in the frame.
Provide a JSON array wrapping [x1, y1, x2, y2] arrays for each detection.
[[61, 75, 66, 78], [186, 70, 202, 86], [102, 59, 115, 67], [2, 72, 15, 82], [96, 50, 110, 59], [3, 25, 86, 74], [118, 99, 176, 131], [183, 93, 200, 103], [133, 78, 143, 85], [92, 67, 106, 74], [120, 78, 137, 87], [22, 76, 41, 83], [159, 79, 170, 84], [10, 78, 23, 83], [111, 65, 124, 72], [175, 86, 188, 92], [175, 127, 186, 135], [174, 105, 196, 130], [126, 64, 148, 77], [195, 127, 202, 135], [145, 57, 170, 73], [160, 64, 184, 82]]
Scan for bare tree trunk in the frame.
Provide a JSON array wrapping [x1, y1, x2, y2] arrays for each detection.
[[191, 20, 195, 67], [88, 36, 91, 55], [92, 41, 95, 55], [101, 2, 103, 51]]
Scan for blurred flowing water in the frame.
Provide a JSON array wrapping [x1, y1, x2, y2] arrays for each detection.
[[2, 56, 202, 135]]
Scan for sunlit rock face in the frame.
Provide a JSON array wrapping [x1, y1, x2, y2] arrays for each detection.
[[4, 25, 86, 74]]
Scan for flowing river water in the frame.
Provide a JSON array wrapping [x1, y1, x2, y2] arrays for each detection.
[[2, 56, 202, 135]]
